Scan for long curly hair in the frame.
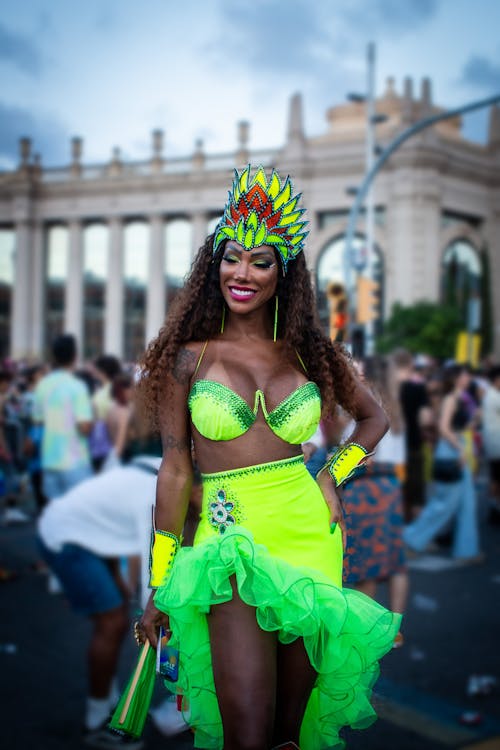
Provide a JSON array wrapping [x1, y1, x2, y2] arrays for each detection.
[[138, 234, 358, 426]]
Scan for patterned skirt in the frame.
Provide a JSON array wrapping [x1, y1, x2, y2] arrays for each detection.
[[343, 464, 407, 585]]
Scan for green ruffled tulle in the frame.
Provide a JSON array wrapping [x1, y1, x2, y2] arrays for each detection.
[[154, 527, 401, 750]]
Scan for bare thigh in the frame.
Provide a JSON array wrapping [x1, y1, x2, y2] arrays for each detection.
[[207, 577, 277, 750]]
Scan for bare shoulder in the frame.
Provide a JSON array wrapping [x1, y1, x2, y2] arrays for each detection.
[[171, 341, 206, 386], [442, 392, 456, 408]]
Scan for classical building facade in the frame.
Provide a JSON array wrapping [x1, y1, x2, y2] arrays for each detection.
[[1, 77, 499, 361]]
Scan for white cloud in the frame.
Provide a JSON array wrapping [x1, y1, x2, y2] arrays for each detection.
[[0, 0, 499, 167]]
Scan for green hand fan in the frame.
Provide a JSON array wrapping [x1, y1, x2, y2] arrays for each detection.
[[109, 640, 156, 739]]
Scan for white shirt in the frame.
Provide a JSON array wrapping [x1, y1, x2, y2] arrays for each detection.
[[302, 424, 325, 451], [38, 456, 161, 607], [342, 420, 406, 464], [375, 429, 406, 465]]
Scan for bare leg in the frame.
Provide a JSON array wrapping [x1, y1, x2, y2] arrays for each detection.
[[388, 572, 409, 614], [355, 579, 377, 599], [88, 603, 129, 698], [207, 578, 277, 750], [126, 554, 140, 596], [273, 638, 317, 745]]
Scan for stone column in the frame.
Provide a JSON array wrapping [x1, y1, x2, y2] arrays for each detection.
[[191, 211, 207, 259], [146, 214, 165, 346], [105, 217, 124, 357], [65, 219, 84, 346], [385, 172, 414, 313], [11, 220, 34, 358], [30, 221, 45, 357], [385, 167, 441, 313]]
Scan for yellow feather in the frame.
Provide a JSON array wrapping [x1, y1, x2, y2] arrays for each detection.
[[239, 167, 249, 194], [274, 180, 291, 209], [280, 211, 301, 226], [254, 167, 268, 189], [282, 197, 298, 215], [268, 172, 281, 198]]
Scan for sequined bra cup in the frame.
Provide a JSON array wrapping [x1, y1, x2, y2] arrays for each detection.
[[188, 379, 321, 444]]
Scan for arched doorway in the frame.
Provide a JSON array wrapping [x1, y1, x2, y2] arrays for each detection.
[[441, 239, 482, 329], [83, 223, 108, 359], [165, 218, 192, 310], [123, 221, 149, 362], [44, 225, 68, 355]]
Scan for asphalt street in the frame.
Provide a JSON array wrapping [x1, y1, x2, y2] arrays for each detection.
[[1, 477, 499, 750]]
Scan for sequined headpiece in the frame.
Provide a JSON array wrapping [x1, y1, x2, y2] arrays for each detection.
[[213, 165, 308, 272]]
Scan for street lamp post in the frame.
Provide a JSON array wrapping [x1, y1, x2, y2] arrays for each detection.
[[345, 42, 383, 357], [364, 42, 376, 356], [344, 91, 500, 347]]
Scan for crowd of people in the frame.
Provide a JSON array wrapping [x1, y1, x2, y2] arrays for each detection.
[[1, 325, 499, 750], [1, 166, 499, 750]]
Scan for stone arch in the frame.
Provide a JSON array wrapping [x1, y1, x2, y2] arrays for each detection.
[[307, 220, 387, 273], [440, 223, 484, 254], [315, 230, 385, 333], [440, 234, 483, 331]]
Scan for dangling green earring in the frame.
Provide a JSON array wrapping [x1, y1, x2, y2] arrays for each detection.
[[273, 295, 279, 342], [220, 305, 226, 334]]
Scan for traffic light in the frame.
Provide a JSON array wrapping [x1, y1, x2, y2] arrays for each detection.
[[326, 281, 348, 342], [356, 276, 380, 324]]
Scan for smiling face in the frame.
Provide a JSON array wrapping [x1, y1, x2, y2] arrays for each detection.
[[219, 240, 279, 316]]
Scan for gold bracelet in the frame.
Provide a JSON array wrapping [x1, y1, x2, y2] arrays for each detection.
[[318, 442, 369, 487], [149, 530, 180, 588]]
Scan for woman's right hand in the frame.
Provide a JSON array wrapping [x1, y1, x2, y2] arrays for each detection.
[[138, 591, 170, 649], [317, 470, 347, 550]]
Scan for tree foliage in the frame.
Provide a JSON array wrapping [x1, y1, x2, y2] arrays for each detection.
[[480, 247, 493, 356], [376, 300, 462, 358]]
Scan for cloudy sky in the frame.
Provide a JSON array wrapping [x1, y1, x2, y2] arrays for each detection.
[[1, 0, 500, 169]]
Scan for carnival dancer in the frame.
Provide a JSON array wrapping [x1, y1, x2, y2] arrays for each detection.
[[136, 166, 401, 750]]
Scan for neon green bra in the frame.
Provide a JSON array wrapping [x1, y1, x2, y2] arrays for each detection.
[[188, 343, 321, 444]]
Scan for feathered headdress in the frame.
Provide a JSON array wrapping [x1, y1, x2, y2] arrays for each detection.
[[213, 165, 308, 272]]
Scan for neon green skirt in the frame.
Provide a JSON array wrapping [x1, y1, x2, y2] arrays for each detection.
[[154, 456, 401, 749]]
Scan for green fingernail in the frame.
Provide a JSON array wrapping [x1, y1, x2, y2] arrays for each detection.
[[330, 522, 337, 534]]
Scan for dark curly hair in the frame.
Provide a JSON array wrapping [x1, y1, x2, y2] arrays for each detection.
[[138, 234, 358, 426]]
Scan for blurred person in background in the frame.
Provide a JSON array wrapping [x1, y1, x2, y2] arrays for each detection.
[[37, 455, 164, 749], [0, 368, 30, 524], [104, 373, 135, 469], [33, 334, 93, 502], [21, 364, 48, 512], [105, 372, 140, 595], [342, 356, 408, 647], [393, 349, 429, 522], [0, 370, 18, 511], [403, 364, 482, 564], [90, 355, 122, 472], [481, 364, 500, 525], [418, 373, 445, 482]]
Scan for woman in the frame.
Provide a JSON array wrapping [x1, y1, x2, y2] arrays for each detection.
[[342, 357, 408, 645], [89, 354, 122, 472], [104, 373, 135, 468], [482, 365, 500, 524], [403, 364, 482, 562], [137, 166, 400, 750], [418, 373, 445, 488]]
